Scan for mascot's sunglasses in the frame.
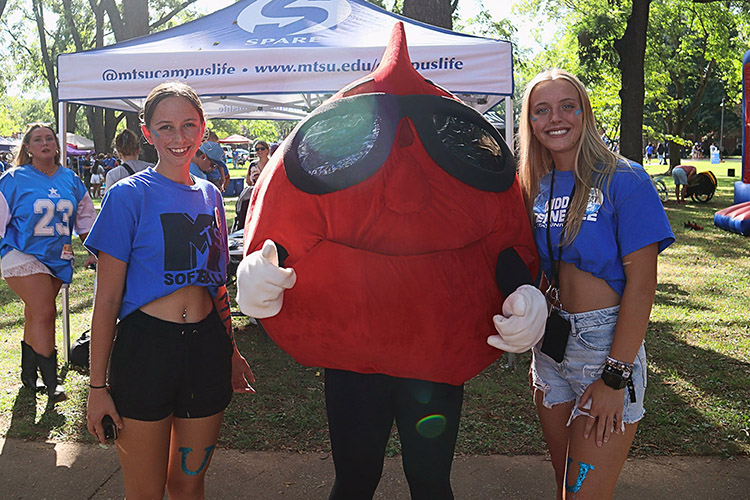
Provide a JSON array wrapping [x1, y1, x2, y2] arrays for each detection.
[[283, 93, 516, 194]]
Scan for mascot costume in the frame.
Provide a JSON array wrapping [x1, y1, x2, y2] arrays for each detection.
[[237, 23, 546, 499]]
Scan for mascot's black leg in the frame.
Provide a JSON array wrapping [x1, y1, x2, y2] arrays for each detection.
[[325, 369, 395, 500], [395, 379, 463, 500], [496, 247, 536, 297]]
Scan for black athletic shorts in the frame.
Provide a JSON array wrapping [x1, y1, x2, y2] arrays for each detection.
[[109, 308, 232, 421]]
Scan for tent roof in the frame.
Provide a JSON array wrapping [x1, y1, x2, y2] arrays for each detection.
[[220, 134, 253, 144], [66, 132, 95, 149], [57, 0, 513, 121]]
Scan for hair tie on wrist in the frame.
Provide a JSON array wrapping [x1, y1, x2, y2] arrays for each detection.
[[89, 383, 108, 389]]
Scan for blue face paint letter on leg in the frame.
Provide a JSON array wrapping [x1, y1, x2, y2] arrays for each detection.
[[179, 444, 216, 476], [565, 457, 595, 493]]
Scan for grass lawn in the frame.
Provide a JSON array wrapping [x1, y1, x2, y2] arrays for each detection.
[[1, 158, 748, 457]]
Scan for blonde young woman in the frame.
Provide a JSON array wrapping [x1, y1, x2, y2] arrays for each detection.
[[0, 124, 96, 403], [85, 82, 254, 499], [517, 69, 674, 499]]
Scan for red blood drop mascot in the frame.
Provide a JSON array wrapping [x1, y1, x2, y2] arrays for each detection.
[[237, 22, 545, 499]]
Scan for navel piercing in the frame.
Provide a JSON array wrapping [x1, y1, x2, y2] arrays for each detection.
[[182, 308, 187, 320]]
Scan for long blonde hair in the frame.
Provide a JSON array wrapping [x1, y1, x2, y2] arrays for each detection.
[[517, 69, 627, 244]]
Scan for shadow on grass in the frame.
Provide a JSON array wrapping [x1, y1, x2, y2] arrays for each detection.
[[637, 320, 750, 456], [220, 324, 330, 452], [654, 282, 712, 311]]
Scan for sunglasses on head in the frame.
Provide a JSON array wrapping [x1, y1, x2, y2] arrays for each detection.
[[283, 93, 515, 194]]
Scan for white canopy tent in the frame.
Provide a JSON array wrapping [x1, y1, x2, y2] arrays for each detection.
[[57, 0, 514, 137], [55, 0, 515, 358]]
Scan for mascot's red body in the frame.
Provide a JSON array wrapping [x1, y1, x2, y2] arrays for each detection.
[[244, 23, 538, 385]]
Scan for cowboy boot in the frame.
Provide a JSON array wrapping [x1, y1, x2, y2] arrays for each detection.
[[20, 341, 45, 392], [36, 349, 67, 403]]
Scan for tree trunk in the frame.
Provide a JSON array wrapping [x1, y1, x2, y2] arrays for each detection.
[[32, 0, 59, 126], [402, 0, 456, 29], [667, 141, 682, 172], [613, 0, 650, 164]]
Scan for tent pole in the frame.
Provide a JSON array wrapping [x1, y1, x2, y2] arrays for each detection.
[[58, 101, 71, 364], [505, 97, 514, 152]]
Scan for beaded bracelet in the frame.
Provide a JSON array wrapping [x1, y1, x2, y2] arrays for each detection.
[[89, 383, 108, 389], [605, 356, 634, 372]]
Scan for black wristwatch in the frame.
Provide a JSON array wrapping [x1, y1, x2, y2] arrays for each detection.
[[601, 362, 637, 403], [601, 364, 630, 389]]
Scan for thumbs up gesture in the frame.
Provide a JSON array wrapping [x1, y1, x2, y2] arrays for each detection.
[[236, 239, 297, 318]]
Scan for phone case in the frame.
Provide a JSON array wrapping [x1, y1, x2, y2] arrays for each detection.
[[540, 311, 570, 363]]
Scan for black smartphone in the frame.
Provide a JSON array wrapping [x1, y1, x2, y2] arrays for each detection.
[[102, 415, 117, 441], [540, 310, 571, 363]]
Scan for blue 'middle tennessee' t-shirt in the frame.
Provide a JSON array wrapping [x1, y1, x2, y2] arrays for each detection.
[[85, 167, 228, 319], [533, 162, 674, 296]]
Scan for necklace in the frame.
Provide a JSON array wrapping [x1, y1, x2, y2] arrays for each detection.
[[34, 164, 58, 176]]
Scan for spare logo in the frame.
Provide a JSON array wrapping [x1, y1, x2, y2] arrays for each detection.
[[237, 0, 352, 43]]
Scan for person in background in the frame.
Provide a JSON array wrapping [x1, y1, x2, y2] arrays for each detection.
[[82, 153, 93, 192], [103, 153, 117, 172], [205, 131, 231, 192], [671, 164, 697, 203], [245, 140, 270, 187], [90, 154, 106, 198], [517, 69, 674, 499], [85, 81, 255, 499], [105, 129, 153, 192], [0, 123, 97, 403], [645, 142, 654, 164], [200, 142, 227, 191]]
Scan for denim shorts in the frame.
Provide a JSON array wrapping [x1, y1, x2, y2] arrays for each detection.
[[672, 167, 688, 185], [531, 305, 647, 426]]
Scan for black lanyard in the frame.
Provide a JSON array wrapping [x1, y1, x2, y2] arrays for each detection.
[[545, 168, 575, 290]]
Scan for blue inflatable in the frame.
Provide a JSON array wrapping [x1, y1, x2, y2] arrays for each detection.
[[714, 201, 750, 235]]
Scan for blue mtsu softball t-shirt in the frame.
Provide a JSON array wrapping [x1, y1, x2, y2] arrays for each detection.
[[85, 168, 228, 319], [0, 165, 95, 282], [533, 162, 674, 296]]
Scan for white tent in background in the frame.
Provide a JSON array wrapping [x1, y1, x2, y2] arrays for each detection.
[[66, 132, 95, 150], [56, 0, 514, 131]]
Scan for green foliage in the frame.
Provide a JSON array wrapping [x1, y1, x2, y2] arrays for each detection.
[[0, 95, 54, 135], [520, 0, 750, 149], [643, 0, 745, 144]]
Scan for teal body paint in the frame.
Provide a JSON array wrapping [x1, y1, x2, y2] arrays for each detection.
[[179, 444, 215, 476], [531, 116, 537, 122], [575, 109, 582, 115], [565, 457, 595, 493], [151, 128, 160, 138]]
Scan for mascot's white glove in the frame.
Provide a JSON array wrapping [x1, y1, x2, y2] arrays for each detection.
[[236, 239, 297, 319], [487, 284, 547, 353]]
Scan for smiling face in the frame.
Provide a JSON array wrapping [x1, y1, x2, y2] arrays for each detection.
[[254, 143, 269, 161], [529, 79, 583, 170], [142, 96, 205, 170]]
